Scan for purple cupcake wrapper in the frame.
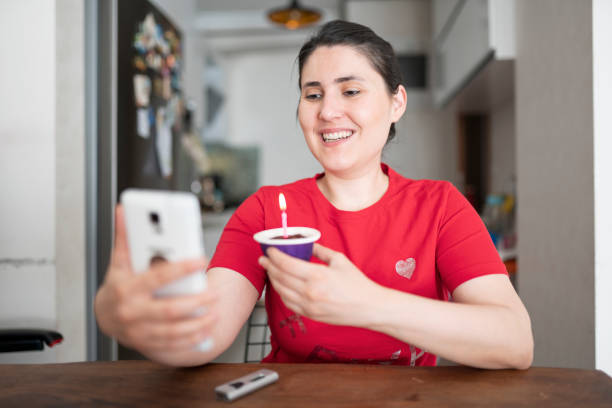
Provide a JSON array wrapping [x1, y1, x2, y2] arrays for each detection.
[[259, 242, 314, 261], [254, 227, 320, 261]]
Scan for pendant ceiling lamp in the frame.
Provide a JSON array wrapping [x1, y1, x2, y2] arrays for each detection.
[[267, 0, 322, 30]]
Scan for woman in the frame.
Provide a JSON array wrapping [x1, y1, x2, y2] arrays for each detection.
[[95, 20, 533, 369]]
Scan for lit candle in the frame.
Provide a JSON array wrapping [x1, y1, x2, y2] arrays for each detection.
[[278, 193, 288, 238]]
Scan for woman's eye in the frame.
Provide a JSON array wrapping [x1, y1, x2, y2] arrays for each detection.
[[305, 93, 321, 100], [344, 89, 360, 96]]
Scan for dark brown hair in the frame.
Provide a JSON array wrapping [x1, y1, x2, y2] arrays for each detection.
[[297, 20, 403, 142]]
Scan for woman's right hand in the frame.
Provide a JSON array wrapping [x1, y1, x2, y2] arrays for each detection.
[[94, 205, 218, 355]]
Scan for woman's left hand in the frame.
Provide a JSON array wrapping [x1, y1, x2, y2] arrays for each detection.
[[258, 243, 379, 326]]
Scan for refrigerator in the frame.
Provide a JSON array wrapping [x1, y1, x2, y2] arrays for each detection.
[[92, 0, 197, 361]]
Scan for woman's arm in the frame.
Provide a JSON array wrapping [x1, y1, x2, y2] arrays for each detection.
[[260, 244, 533, 369], [364, 274, 533, 369]]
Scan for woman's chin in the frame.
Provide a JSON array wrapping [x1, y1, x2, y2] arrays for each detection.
[[319, 159, 358, 175]]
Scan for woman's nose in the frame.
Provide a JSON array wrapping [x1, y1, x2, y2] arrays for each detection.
[[318, 95, 344, 121]]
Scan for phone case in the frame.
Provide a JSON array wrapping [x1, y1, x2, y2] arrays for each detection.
[[120, 189, 212, 351], [120, 189, 207, 295], [215, 369, 279, 401]]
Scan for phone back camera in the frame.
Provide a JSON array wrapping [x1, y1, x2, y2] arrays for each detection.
[[149, 212, 160, 224], [149, 212, 162, 233]]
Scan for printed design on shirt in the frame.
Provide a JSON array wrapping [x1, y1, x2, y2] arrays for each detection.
[[395, 257, 416, 279], [306, 346, 416, 365], [409, 345, 425, 367], [279, 314, 306, 338], [375, 349, 403, 366], [306, 345, 339, 362]]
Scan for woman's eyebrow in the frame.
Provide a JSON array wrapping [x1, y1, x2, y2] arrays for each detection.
[[303, 80, 321, 88], [302, 76, 364, 89], [335, 75, 364, 83]]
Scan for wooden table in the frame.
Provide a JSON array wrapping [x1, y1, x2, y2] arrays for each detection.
[[0, 361, 611, 407]]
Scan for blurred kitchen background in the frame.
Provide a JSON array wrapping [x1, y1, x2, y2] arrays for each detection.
[[0, 0, 610, 376]]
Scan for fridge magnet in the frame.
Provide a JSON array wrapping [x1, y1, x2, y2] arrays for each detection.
[[133, 13, 157, 52], [155, 107, 172, 178], [133, 74, 151, 107], [153, 78, 163, 98], [165, 94, 178, 128], [133, 56, 146, 72], [162, 75, 171, 100], [136, 108, 150, 138]]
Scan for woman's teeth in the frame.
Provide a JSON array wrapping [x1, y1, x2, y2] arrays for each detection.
[[321, 130, 353, 142]]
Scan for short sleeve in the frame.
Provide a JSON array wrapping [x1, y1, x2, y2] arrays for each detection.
[[435, 183, 507, 293], [207, 190, 267, 296]]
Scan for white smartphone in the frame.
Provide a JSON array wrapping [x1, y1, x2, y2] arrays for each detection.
[[120, 188, 213, 352]]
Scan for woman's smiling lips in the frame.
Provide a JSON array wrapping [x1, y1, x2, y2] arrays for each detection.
[[319, 129, 355, 143]]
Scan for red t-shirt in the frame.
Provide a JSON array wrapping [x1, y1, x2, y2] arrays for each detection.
[[208, 164, 507, 366]]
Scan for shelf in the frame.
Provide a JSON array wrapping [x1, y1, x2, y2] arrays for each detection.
[[498, 247, 517, 262]]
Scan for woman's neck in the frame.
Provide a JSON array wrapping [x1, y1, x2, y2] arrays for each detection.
[[317, 163, 389, 211]]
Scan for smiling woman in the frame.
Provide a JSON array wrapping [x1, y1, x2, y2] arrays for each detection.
[[95, 20, 533, 370], [297, 45, 405, 188]]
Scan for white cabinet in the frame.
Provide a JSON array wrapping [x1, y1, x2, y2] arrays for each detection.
[[345, 0, 431, 54], [432, 0, 461, 39], [432, 0, 515, 107]]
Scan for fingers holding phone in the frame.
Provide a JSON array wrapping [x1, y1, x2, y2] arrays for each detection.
[[117, 288, 219, 353], [94, 190, 216, 354], [96, 247, 216, 353]]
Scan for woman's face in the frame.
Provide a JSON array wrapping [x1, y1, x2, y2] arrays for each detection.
[[298, 45, 406, 177]]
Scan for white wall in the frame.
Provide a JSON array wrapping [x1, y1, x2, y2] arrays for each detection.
[[383, 106, 459, 184], [0, 0, 58, 363], [224, 49, 322, 186], [0, 0, 87, 364], [55, 0, 87, 363], [516, 0, 595, 369], [593, 0, 612, 376], [0, 0, 57, 362]]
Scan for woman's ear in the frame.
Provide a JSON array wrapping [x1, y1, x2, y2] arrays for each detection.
[[390, 84, 408, 123]]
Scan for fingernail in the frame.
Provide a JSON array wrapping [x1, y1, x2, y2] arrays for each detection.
[[258, 257, 264, 266]]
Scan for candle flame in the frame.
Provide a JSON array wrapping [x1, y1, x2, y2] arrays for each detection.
[[278, 193, 287, 211]]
